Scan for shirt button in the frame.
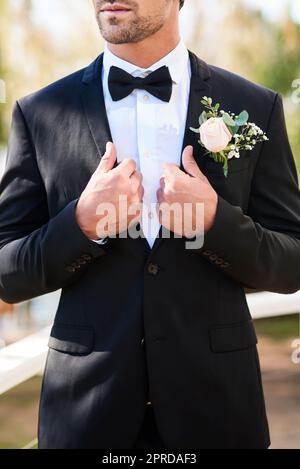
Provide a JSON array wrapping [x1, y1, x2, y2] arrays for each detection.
[[143, 94, 149, 102], [144, 150, 150, 158], [148, 211, 154, 220]]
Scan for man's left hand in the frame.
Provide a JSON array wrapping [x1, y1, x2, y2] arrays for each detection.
[[157, 146, 218, 238]]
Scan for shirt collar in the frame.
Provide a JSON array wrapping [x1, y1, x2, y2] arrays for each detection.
[[103, 38, 189, 85]]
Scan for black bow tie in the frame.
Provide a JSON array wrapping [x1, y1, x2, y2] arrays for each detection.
[[108, 65, 173, 102]]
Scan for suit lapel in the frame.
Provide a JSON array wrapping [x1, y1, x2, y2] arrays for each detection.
[[80, 53, 117, 168], [179, 50, 212, 172], [150, 50, 212, 256]]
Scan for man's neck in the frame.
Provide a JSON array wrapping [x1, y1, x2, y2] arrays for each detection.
[[106, 29, 181, 69]]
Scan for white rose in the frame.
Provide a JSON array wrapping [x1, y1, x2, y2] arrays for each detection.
[[199, 117, 232, 153]]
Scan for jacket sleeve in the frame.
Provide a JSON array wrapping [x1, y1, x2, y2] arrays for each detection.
[[0, 102, 108, 304], [198, 93, 300, 294]]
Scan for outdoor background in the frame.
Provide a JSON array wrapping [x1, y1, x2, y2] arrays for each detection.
[[0, 0, 299, 449]]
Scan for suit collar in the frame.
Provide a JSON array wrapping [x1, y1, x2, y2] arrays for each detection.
[[82, 48, 211, 84], [101, 39, 190, 85]]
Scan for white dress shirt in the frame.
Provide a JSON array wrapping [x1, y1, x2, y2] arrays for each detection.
[[101, 39, 191, 248]]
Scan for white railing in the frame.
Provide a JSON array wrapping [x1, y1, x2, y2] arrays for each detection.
[[0, 326, 51, 395], [0, 290, 299, 397]]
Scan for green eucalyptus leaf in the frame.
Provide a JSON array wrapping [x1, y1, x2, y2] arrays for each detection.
[[190, 126, 200, 134], [222, 113, 236, 127], [235, 110, 249, 126], [228, 124, 240, 136], [199, 111, 207, 125]]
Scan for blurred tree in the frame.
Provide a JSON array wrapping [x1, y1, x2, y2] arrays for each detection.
[[256, 10, 300, 94], [0, 0, 8, 144], [0, 0, 101, 144], [184, 0, 274, 82], [0, 0, 299, 172], [255, 8, 300, 172]]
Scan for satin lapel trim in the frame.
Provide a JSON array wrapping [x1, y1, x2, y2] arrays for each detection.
[[80, 53, 116, 167], [150, 50, 212, 257]]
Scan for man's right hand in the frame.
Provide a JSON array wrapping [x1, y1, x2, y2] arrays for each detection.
[[75, 142, 144, 240]]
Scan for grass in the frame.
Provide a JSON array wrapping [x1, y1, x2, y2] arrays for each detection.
[[254, 314, 299, 341], [0, 376, 41, 449]]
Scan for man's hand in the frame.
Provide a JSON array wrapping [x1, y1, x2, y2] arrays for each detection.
[[157, 145, 218, 238], [76, 142, 144, 240]]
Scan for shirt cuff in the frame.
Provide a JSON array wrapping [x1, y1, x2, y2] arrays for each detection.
[[92, 237, 109, 245]]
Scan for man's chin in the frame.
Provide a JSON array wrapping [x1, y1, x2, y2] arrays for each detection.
[[99, 24, 138, 44], [100, 33, 133, 45]]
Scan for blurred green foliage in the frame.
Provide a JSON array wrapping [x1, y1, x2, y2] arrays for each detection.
[[0, 0, 7, 143], [255, 17, 300, 173], [254, 314, 299, 341], [0, 1, 299, 174], [257, 21, 300, 95]]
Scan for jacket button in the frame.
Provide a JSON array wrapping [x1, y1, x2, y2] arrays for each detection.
[[221, 261, 230, 268], [78, 258, 88, 265], [209, 254, 218, 261], [66, 265, 76, 273], [148, 263, 159, 275], [141, 338, 145, 346], [203, 250, 213, 256], [215, 257, 224, 265], [81, 253, 93, 262]]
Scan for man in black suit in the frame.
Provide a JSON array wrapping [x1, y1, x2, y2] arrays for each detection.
[[0, 0, 300, 449]]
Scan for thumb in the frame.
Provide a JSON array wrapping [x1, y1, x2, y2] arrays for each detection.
[[97, 142, 117, 174], [182, 145, 203, 179]]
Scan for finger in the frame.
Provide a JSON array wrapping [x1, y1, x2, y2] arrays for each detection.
[[97, 142, 117, 175], [163, 163, 182, 180], [156, 188, 164, 204], [130, 171, 143, 193], [137, 184, 144, 202], [130, 171, 143, 186], [182, 145, 205, 179], [159, 176, 166, 190], [115, 158, 137, 177], [131, 184, 144, 202]]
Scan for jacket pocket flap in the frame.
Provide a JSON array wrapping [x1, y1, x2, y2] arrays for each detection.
[[209, 320, 257, 353], [48, 324, 94, 355]]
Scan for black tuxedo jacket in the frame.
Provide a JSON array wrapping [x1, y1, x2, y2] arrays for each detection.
[[1, 50, 300, 449]]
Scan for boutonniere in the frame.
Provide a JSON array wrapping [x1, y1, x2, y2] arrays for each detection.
[[190, 97, 269, 177]]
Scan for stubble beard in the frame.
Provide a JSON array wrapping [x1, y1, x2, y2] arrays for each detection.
[[96, 11, 167, 44]]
